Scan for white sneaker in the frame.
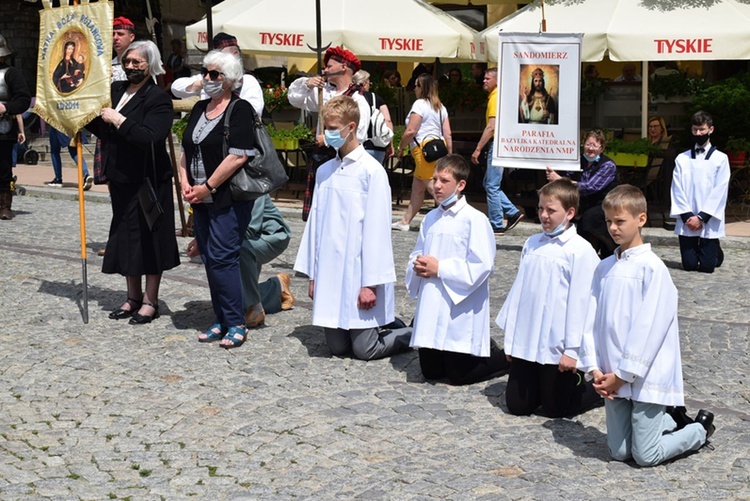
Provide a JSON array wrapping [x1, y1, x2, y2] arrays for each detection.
[[83, 175, 93, 191], [391, 221, 410, 232]]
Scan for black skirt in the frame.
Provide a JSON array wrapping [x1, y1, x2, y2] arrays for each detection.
[[102, 180, 180, 276]]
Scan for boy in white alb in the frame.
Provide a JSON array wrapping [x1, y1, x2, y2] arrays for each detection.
[[497, 179, 601, 417], [407, 155, 509, 385], [579, 185, 715, 467], [294, 96, 410, 360], [670, 110, 730, 273]]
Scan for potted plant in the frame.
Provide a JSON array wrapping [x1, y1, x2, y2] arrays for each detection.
[[267, 123, 314, 150], [725, 136, 750, 167], [690, 74, 750, 150], [263, 84, 301, 123], [604, 137, 661, 168], [649, 72, 705, 102]]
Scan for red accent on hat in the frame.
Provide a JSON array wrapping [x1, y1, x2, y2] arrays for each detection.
[[324, 47, 361, 74], [113, 16, 135, 31]]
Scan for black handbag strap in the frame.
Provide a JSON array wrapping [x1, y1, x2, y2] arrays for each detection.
[[222, 98, 261, 156]]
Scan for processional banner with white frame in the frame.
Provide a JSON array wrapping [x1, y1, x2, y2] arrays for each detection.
[[493, 32, 582, 171]]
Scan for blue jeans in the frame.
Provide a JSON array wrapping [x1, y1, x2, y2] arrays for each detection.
[[483, 143, 518, 228], [193, 200, 254, 327], [49, 127, 89, 180]]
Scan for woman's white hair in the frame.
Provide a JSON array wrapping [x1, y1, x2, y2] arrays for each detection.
[[203, 50, 243, 89], [123, 40, 165, 77], [352, 70, 370, 86]]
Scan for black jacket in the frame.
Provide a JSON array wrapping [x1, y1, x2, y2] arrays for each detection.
[[87, 79, 173, 185]]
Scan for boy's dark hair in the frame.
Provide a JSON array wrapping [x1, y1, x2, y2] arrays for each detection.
[[602, 184, 647, 217], [691, 110, 713, 127], [435, 154, 470, 183], [538, 178, 579, 214]]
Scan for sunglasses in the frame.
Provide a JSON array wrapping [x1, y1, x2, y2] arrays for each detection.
[[200, 67, 225, 81]]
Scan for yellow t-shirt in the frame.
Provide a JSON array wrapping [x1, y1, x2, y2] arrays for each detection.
[[486, 87, 498, 125]]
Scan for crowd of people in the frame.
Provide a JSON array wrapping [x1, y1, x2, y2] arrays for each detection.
[[0, 17, 732, 468]]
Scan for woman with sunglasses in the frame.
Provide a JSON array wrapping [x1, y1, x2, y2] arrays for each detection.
[[179, 50, 256, 349], [86, 40, 180, 324]]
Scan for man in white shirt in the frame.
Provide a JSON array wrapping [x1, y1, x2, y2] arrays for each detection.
[[171, 32, 263, 115]]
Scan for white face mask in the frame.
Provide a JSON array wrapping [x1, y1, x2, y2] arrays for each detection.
[[544, 220, 569, 237], [203, 79, 225, 98], [440, 188, 460, 208]]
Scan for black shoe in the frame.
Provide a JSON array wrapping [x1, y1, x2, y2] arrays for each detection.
[[505, 212, 524, 232], [492, 225, 506, 236], [129, 301, 160, 325], [46, 178, 63, 188], [666, 406, 694, 430], [695, 409, 715, 441], [382, 317, 407, 330], [109, 297, 142, 320]]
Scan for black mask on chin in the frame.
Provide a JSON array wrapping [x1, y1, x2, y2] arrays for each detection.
[[692, 132, 710, 146], [124, 68, 147, 84]]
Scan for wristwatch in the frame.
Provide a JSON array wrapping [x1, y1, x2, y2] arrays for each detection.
[[204, 180, 217, 194]]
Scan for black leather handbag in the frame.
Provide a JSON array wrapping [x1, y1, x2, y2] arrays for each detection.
[[137, 143, 164, 231], [223, 100, 288, 201]]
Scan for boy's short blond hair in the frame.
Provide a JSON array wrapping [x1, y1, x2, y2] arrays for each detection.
[[320, 95, 360, 127], [602, 184, 647, 217], [434, 154, 470, 183], [538, 178, 579, 214]]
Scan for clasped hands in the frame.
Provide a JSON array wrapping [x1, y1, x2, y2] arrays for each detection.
[[412, 254, 438, 279], [592, 370, 625, 400]]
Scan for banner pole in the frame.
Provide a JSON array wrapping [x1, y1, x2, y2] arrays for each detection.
[[76, 133, 89, 323], [168, 132, 187, 235], [541, 0, 547, 32]]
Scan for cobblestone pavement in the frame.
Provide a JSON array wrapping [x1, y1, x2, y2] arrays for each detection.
[[1, 190, 749, 500]]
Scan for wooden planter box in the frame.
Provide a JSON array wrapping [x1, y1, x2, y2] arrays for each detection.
[[609, 152, 649, 168], [271, 137, 299, 150]]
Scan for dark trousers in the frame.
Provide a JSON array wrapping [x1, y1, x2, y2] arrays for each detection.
[[505, 357, 600, 418], [678, 235, 720, 273], [0, 141, 13, 191], [193, 200, 254, 326], [418, 340, 510, 386]]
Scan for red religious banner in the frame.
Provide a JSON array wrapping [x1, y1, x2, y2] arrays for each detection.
[[493, 33, 582, 171]]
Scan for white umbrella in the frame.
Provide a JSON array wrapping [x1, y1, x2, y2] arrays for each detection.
[[187, 0, 484, 62], [481, 0, 750, 134], [482, 0, 750, 62], [185, 0, 264, 51]]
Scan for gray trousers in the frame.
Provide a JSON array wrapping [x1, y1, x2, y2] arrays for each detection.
[[605, 399, 706, 467], [324, 327, 412, 361], [240, 235, 286, 313]]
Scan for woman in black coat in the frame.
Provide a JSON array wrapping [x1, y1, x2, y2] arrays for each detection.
[[87, 40, 179, 324]]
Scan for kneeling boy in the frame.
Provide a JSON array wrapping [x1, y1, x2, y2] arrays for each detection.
[[498, 179, 601, 417], [580, 185, 715, 467], [406, 155, 508, 385], [294, 96, 410, 360]]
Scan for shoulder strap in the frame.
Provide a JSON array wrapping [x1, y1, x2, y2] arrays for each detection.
[[222, 98, 240, 155], [705, 145, 717, 160]]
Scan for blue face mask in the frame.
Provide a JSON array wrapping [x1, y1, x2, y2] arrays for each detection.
[[440, 189, 460, 208], [544, 220, 569, 237], [584, 153, 600, 163], [324, 126, 351, 151]]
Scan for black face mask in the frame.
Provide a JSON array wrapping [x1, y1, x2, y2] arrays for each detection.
[[692, 132, 710, 146], [124, 68, 147, 84]]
